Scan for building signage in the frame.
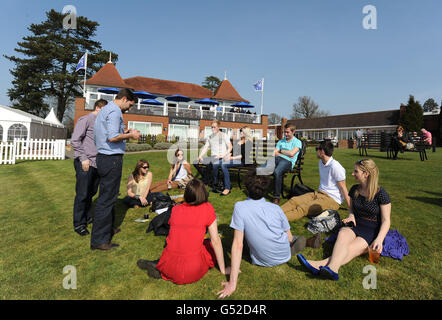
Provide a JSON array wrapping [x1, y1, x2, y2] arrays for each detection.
[[169, 117, 200, 126]]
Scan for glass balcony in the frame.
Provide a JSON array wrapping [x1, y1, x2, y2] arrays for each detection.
[[85, 92, 261, 124]]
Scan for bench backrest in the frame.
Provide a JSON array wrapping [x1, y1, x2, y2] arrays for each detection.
[[251, 139, 306, 170]]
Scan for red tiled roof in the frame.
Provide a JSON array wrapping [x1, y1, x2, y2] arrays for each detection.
[[87, 63, 249, 102], [213, 80, 249, 103], [124, 77, 213, 100], [86, 62, 131, 88]]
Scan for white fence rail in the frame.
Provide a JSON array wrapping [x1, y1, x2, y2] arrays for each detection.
[[0, 139, 66, 165]]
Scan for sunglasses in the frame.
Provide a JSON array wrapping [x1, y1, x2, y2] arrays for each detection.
[[315, 147, 322, 151], [142, 166, 149, 169]]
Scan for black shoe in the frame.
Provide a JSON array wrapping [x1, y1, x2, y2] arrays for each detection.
[[137, 259, 162, 279], [211, 187, 220, 193], [75, 227, 89, 236], [87, 217, 93, 225]]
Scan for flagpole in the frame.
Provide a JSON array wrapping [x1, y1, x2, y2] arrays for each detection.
[[83, 50, 88, 98], [260, 77, 264, 115]]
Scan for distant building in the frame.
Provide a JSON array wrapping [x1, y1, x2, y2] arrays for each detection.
[[288, 109, 400, 141], [0, 106, 66, 142], [269, 107, 440, 147], [74, 61, 268, 141]]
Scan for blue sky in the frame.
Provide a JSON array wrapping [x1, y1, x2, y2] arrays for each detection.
[[1, 0, 441, 118]]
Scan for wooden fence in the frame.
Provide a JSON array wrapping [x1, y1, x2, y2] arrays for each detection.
[[0, 139, 66, 165]]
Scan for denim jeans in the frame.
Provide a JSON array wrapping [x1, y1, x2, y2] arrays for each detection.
[[212, 159, 242, 190], [91, 154, 123, 247], [73, 158, 99, 231], [258, 156, 292, 199]]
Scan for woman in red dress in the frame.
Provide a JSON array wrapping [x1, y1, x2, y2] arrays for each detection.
[[137, 178, 227, 284]]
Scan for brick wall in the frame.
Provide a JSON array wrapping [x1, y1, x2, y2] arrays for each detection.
[[74, 97, 268, 138]]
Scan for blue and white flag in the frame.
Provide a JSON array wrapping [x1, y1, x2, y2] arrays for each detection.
[[253, 79, 263, 91], [75, 52, 87, 72]]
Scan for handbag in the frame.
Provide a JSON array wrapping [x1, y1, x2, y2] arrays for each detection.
[[307, 210, 341, 234], [150, 193, 175, 212]]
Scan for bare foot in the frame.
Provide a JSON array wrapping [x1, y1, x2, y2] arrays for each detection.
[[308, 260, 322, 270]]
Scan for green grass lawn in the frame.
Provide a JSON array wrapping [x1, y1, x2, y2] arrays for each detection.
[[0, 147, 441, 300]]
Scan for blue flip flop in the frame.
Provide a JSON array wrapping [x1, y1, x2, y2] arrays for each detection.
[[319, 266, 339, 281], [297, 254, 320, 275]]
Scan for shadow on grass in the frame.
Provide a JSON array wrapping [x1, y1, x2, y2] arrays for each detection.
[[114, 199, 131, 228], [406, 196, 442, 207], [361, 154, 417, 161], [218, 223, 252, 264], [420, 190, 442, 197], [90, 197, 132, 229]]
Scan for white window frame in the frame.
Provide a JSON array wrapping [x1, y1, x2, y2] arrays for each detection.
[[128, 121, 163, 136]]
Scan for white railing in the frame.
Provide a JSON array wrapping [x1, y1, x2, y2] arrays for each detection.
[[0, 141, 16, 165], [0, 139, 66, 165]]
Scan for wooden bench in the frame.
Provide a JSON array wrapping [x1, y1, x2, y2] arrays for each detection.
[[386, 136, 428, 161], [358, 133, 428, 161], [358, 133, 382, 157], [194, 139, 307, 198]]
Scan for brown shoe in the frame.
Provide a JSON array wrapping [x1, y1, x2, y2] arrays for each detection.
[[306, 234, 322, 249], [290, 236, 306, 256], [272, 198, 280, 205], [90, 243, 119, 251]]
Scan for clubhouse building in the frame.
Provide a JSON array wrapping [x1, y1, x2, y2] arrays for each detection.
[[74, 61, 268, 141]]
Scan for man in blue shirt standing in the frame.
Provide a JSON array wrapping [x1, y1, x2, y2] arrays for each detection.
[[91, 88, 141, 250], [258, 123, 302, 205]]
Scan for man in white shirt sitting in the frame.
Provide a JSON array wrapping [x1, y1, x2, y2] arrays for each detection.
[[195, 120, 232, 192], [281, 140, 350, 221]]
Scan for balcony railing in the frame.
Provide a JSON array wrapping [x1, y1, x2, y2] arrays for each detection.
[[130, 104, 261, 124], [86, 97, 261, 124]]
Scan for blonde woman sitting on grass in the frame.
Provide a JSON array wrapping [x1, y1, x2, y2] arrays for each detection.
[[297, 159, 391, 281]]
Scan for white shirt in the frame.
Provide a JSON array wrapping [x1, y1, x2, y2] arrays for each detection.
[[204, 132, 230, 157], [174, 161, 188, 181], [318, 157, 346, 205]]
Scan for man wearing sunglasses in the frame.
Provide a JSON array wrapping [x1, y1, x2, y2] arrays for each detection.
[[91, 88, 141, 250], [281, 140, 350, 221]]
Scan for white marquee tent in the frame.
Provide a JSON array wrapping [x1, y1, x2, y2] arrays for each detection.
[[0, 105, 66, 143]]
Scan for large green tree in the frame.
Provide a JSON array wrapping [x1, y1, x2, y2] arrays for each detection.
[[422, 98, 438, 113], [202, 76, 222, 93], [4, 9, 118, 121], [399, 95, 424, 132]]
